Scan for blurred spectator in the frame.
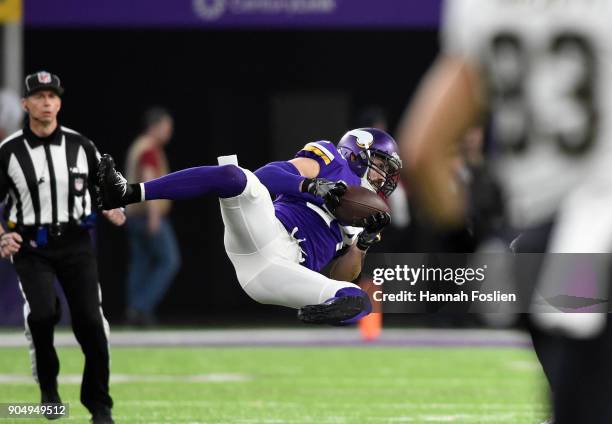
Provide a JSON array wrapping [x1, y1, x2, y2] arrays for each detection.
[[124, 107, 180, 325], [0, 89, 23, 139], [458, 127, 506, 245]]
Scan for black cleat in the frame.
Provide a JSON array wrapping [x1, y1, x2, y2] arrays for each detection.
[[298, 295, 367, 325], [90, 407, 115, 424], [96, 154, 131, 209], [40, 389, 62, 420]]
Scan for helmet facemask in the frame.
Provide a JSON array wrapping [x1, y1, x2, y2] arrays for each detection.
[[354, 149, 401, 198]]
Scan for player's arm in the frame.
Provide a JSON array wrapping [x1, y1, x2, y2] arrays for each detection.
[[254, 157, 347, 211], [328, 211, 390, 281], [253, 157, 320, 192], [253, 160, 312, 194], [253, 149, 325, 194], [0, 163, 8, 209], [254, 140, 339, 193], [290, 157, 319, 180], [329, 244, 365, 281], [397, 55, 484, 227], [0, 158, 22, 258], [84, 139, 126, 226], [0, 168, 8, 239]]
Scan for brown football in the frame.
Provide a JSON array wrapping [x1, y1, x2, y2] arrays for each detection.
[[335, 186, 390, 226]]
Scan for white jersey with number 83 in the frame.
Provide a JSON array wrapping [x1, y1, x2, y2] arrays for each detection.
[[444, 0, 612, 229]]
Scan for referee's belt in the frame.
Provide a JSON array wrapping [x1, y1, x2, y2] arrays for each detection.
[[9, 222, 82, 239]]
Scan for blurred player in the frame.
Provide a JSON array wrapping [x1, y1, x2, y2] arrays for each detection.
[[399, 1, 612, 422], [97, 128, 401, 325]]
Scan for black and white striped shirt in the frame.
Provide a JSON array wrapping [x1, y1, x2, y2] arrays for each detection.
[[0, 124, 101, 227]]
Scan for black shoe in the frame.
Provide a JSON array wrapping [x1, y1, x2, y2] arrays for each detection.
[[91, 407, 114, 424], [96, 154, 132, 209], [40, 389, 62, 420], [298, 295, 367, 325]]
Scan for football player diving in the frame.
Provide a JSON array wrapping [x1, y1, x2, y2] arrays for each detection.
[[96, 128, 401, 325]]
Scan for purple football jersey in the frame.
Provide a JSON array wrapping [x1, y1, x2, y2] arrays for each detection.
[[273, 140, 362, 272]]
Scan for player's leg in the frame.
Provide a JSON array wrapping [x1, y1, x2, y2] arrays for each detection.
[[218, 164, 370, 324], [54, 232, 113, 418], [510, 224, 561, 390], [534, 187, 612, 424], [297, 286, 371, 325], [13, 251, 62, 405], [552, 326, 611, 424], [97, 154, 247, 208], [226, 242, 371, 325]]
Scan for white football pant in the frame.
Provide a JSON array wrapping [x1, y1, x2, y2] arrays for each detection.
[[217, 155, 358, 309]]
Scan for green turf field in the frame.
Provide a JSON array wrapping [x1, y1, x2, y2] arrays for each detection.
[[0, 346, 548, 423]]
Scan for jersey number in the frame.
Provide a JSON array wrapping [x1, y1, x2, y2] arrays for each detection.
[[489, 32, 597, 155]]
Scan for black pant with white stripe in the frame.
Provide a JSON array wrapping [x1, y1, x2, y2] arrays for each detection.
[[14, 228, 113, 414], [513, 223, 612, 424]]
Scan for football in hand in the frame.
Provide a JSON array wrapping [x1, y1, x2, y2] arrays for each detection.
[[334, 186, 390, 226]]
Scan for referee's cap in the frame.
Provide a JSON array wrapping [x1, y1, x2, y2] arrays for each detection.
[[24, 71, 64, 97]]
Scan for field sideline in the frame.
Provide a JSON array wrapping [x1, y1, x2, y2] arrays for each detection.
[[0, 329, 548, 423]]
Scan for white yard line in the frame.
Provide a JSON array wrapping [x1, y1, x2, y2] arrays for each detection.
[[0, 328, 531, 348], [0, 373, 251, 384]]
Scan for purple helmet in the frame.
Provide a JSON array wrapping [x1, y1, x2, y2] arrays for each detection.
[[337, 128, 402, 198]]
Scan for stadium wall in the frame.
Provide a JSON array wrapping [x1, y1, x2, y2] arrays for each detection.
[[0, 29, 438, 324]]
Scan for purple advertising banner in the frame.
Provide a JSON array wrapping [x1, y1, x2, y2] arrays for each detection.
[[25, 0, 442, 28]]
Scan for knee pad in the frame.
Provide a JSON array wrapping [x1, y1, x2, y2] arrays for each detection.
[[217, 165, 248, 198]]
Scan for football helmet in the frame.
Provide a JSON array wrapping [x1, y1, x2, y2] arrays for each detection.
[[337, 128, 402, 198]]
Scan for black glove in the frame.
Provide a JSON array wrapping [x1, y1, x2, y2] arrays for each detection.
[[356, 211, 391, 251], [302, 178, 348, 213]]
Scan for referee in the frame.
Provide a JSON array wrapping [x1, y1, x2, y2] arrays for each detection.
[[0, 71, 125, 423]]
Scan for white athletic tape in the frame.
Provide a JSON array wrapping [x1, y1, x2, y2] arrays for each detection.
[[217, 154, 239, 166]]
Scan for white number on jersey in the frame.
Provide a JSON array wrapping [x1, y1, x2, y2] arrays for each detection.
[[488, 32, 597, 156]]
